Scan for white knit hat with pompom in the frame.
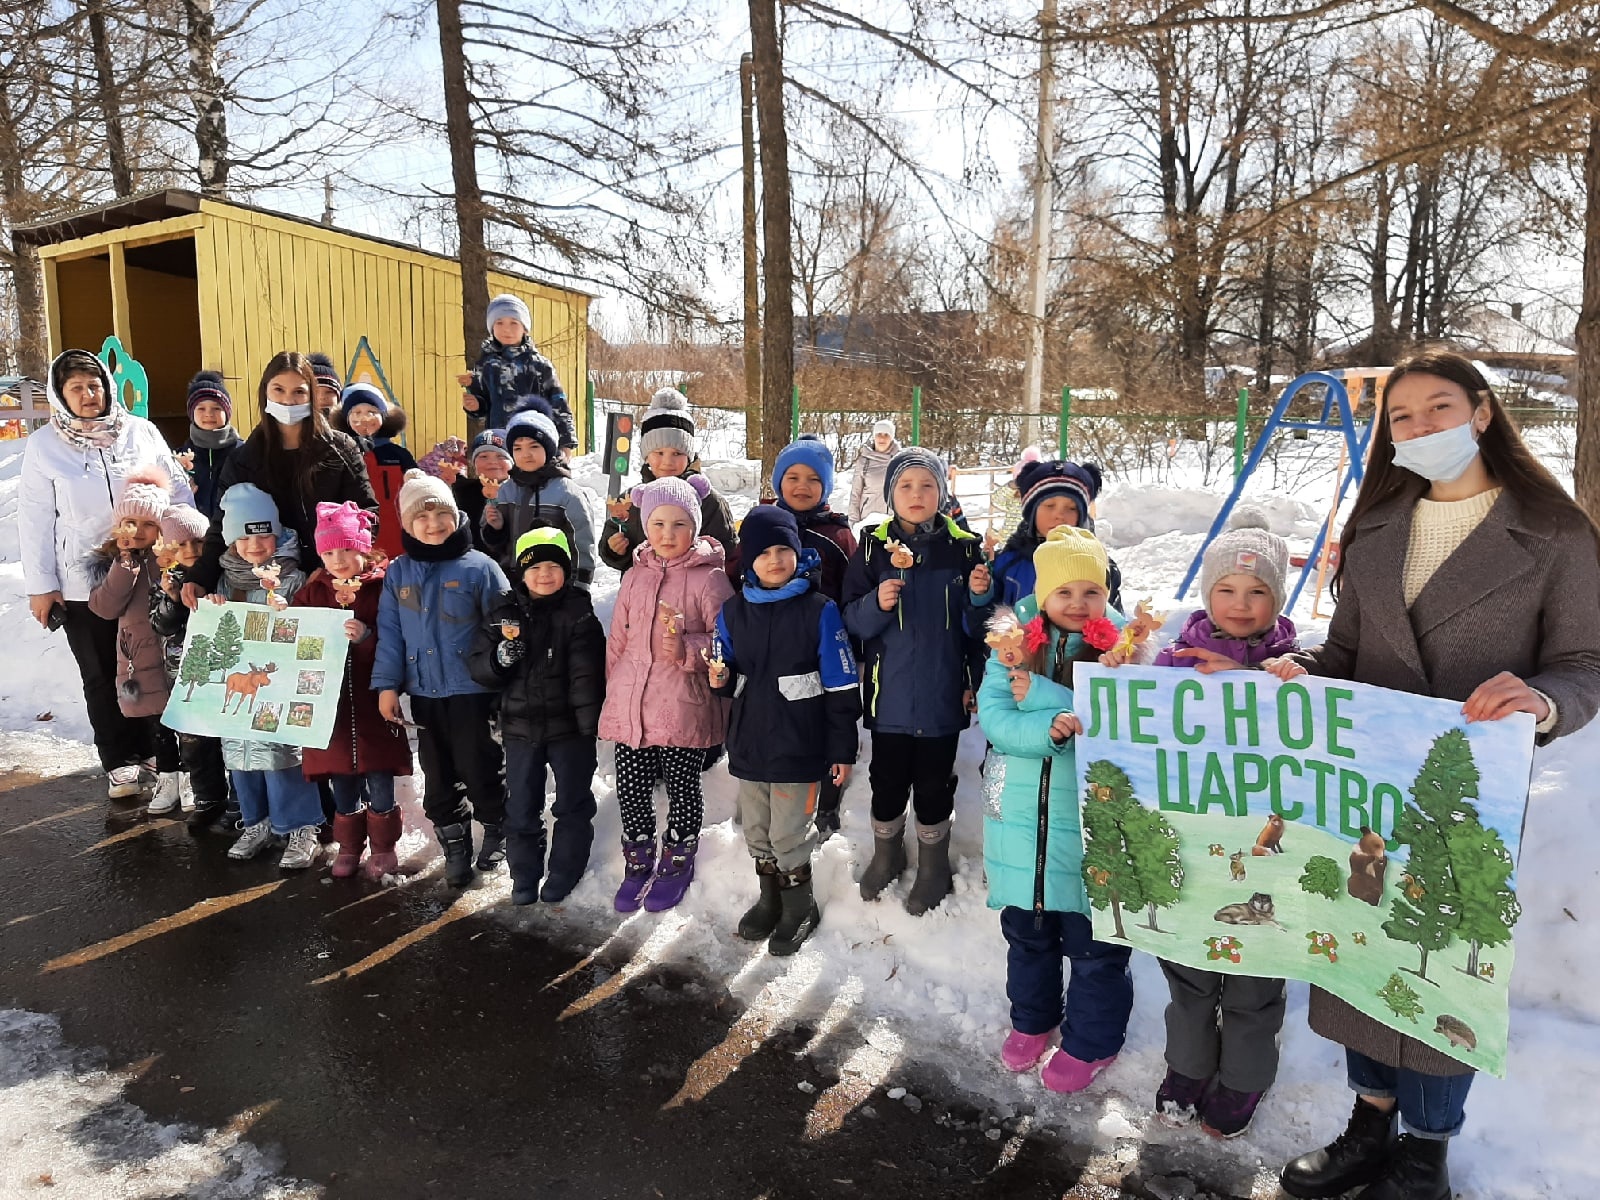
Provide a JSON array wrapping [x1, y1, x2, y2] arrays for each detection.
[[640, 388, 696, 459], [1200, 505, 1290, 618]]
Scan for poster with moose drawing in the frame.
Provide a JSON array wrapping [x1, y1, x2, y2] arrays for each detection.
[[160, 601, 350, 751], [1071, 664, 1535, 1076]]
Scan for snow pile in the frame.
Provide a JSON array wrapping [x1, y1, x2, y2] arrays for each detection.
[[0, 1009, 315, 1198]]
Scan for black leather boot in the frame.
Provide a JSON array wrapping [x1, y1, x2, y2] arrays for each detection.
[[768, 863, 820, 957], [1280, 1097, 1397, 1198], [1354, 1134, 1450, 1200], [737, 859, 782, 940], [475, 823, 506, 871], [435, 822, 475, 888]]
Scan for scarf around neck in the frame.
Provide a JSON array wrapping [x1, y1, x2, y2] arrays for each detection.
[[189, 422, 241, 450]]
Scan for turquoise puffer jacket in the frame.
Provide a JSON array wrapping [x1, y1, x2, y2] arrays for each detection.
[[977, 601, 1124, 915]]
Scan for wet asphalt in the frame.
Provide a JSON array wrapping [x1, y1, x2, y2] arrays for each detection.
[[0, 770, 1147, 1200]]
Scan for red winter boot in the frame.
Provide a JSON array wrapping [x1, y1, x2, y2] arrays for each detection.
[[330, 810, 369, 878], [364, 808, 404, 881]]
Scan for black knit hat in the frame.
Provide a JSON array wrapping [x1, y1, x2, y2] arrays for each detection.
[[307, 352, 342, 394]]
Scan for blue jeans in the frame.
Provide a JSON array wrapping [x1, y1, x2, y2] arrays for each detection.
[[1000, 907, 1133, 1063], [329, 772, 397, 816], [1346, 1048, 1473, 1140], [233, 766, 326, 834]]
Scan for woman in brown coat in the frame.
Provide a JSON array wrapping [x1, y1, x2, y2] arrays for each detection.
[[1276, 351, 1600, 1200]]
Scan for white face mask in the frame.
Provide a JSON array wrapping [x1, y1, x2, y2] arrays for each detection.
[[1391, 421, 1481, 484], [266, 401, 311, 426]]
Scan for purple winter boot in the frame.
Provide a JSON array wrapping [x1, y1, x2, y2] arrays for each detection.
[[642, 837, 698, 912], [614, 839, 657, 913]]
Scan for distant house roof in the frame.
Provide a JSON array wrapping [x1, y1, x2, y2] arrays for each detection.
[[1449, 307, 1574, 359], [13, 187, 593, 297]]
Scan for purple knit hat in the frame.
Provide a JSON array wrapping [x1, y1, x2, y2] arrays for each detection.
[[631, 474, 710, 536]]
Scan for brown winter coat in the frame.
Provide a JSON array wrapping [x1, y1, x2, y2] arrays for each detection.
[[1292, 489, 1600, 1074], [87, 550, 171, 718]]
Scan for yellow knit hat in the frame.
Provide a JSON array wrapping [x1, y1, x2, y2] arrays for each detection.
[[1033, 525, 1109, 602]]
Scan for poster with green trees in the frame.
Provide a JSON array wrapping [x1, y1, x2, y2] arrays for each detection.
[[1070, 664, 1537, 1076], [161, 601, 350, 751]]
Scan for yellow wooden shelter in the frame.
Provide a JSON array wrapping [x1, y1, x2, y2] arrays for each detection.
[[17, 189, 591, 453]]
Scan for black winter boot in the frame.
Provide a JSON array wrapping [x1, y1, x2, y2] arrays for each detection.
[[859, 813, 907, 900], [1280, 1097, 1397, 1199], [905, 818, 954, 916], [1354, 1134, 1450, 1200], [505, 832, 548, 905], [435, 822, 475, 888], [769, 863, 820, 957], [476, 823, 506, 871], [737, 858, 783, 940]]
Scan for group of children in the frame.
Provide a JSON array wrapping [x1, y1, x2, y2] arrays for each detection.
[[83, 305, 1320, 1136]]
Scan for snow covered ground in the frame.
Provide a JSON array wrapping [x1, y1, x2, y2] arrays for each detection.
[[2, 432, 1597, 1198]]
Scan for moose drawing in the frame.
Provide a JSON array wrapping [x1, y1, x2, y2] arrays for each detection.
[[223, 662, 278, 715]]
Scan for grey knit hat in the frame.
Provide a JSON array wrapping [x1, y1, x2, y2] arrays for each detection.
[[1199, 505, 1290, 619], [640, 387, 696, 459], [882, 446, 948, 508]]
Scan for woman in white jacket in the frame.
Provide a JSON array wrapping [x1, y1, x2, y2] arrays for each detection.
[[19, 349, 192, 799]]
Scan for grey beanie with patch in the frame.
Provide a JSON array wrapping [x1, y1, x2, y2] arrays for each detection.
[[1199, 505, 1290, 618]]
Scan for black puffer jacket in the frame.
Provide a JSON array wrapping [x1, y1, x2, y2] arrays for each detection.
[[467, 579, 606, 743]]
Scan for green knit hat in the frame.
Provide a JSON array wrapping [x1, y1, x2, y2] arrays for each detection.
[[515, 526, 573, 574]]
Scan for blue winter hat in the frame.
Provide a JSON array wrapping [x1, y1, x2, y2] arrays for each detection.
[[773, 435, 836, 506], [506, 405, 559, 461], [340, 382, 388, 420], [486, 294, 531, 335], [883, 447, 949, 508], [1017, 459, 1101, 535], [220, 482, 282, 544], [739, 504, 802, 580], [469, 428, 511, 466]]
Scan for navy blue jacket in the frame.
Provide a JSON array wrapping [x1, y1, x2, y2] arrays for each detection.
[[842, 516, 990, 737], [468, 336, 576, 447], [714, 566, 859, 781], [179, 437, 240, 519]]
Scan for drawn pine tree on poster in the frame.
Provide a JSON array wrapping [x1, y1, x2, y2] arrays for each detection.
[[1081, 760, 1181, 938], [1377, 972, 1424, 1023], [209, 610, 244, 677], [1448, 822, 1519, 980], [179, 634, 214, 701], [1299, 855, 1342, 900], [1384, 729, 1479, 984], [1128, 807, 1183, 932]]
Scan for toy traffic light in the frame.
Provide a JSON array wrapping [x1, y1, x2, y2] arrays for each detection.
[[605, 411, 634, 495]]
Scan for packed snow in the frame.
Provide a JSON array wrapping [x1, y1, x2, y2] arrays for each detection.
[[2, 427, 1596, 1199]]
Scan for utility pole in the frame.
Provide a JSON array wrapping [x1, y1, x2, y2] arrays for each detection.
[[740, 53, 763, 466], [321, 177, 335, 226], [748, 0, 794, 482], [1020, 0, 1057, 449]]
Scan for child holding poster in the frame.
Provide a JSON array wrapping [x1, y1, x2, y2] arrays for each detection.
[[976, 525, 1131, 1093], [294, 502, 414, 881], [1129, 507, 1305, 1137], [209, 483, 325, 869]]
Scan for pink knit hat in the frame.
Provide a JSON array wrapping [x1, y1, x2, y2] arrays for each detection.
[[114, 465, 172, 525], [159, 504, 209, 542], [315, 500, 376, 554], [631, 474, 709, 536]]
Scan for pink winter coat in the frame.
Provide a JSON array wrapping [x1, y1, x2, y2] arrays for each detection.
[[599, 537, 734, 750]]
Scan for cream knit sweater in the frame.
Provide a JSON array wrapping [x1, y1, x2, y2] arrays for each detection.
[[1402, 487, 1502, 607]]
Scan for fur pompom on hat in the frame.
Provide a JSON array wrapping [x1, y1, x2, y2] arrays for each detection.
[[640, 388, 696, 459], [220, 482, 282, 544], [1011, 445, 1043, 481], [773, 434, 836, 503], [315, 500, 377, 555], [1016, 458, 1101, 535], [1199, 505, 1289, 619], [186, 370, 233, 422], [1033, 525, 1109, 604], [114, 465, 173, 526], [159, 503, 209, 543], [631, 473, 709, 536], [398, 469, 459, 530], [487, 294, 531, 334]]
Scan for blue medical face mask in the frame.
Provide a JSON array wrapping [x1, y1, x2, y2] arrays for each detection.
[[266, 401, 311, 426], [1390, 420, 1481, 483]]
